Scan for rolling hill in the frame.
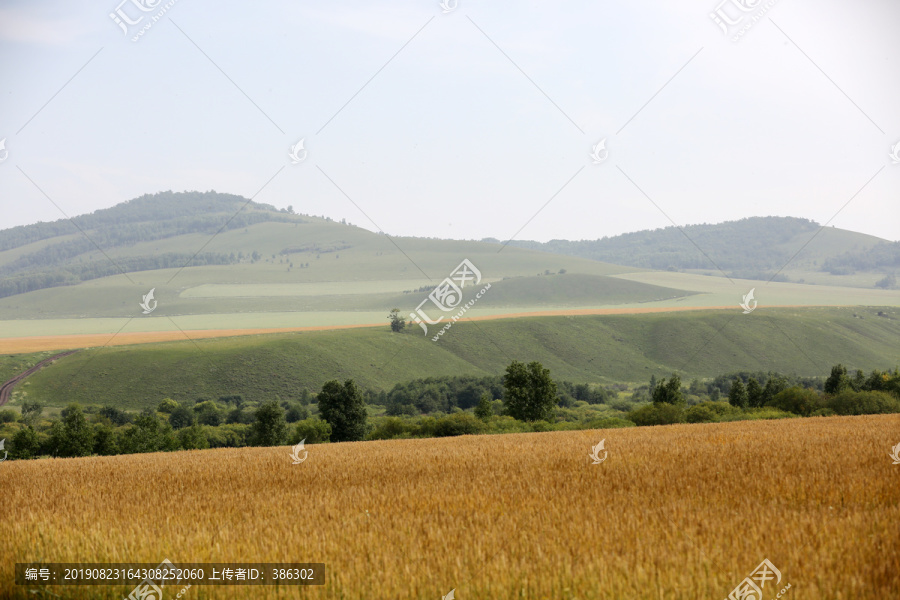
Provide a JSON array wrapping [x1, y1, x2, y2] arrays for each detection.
[[505, 216, 897, 285], [4, 306, 898, 411]]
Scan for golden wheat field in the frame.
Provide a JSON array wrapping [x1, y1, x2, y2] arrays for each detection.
[[3, 415, 899, 600]]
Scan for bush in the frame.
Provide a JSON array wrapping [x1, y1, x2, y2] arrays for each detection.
[[157, 398, 179, 414], [0, 409, 18, 423], [685, 405, 717, 424], [627, 403, 685, 426], [204, 424, 250, 448], [433, 412, 485, 437], [366, 417, 412, 441], [767, 387, 822, 417], [584, 416, 635, 430], [828, 390, 900, 416], [177, 424, 210, 450], [99, 406, 132, 426], [292, 418, 332, 444], [811, 408, 837, 417]]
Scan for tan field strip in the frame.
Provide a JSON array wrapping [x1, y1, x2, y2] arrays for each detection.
[[2, 415, 898, 599], [0, 305, 816, 354]]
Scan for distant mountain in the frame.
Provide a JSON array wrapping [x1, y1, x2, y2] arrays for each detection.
[[0, 191, 306, 299], [504, 216, 893, 282]]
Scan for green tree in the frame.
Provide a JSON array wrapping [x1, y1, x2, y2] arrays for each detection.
[[49, 403, 94, 458], [157, 398, 179, 413], [474, 392, 494, 421], [762, 376, 787, 406], [121, 410, 178, 454], [651, 374, 684, 405], [317, 380, 368, 442], [746, 377, 764, 408], [177, 424, 210, 450], [168, 406, 196, 430], [21, 400, 44, 428], [728, 378, 748, 409], [768, 387, 821, 417], [251, 399, 288, 446], [388, 308, 406, 332], [10, 427, 41, 459], [93, 423, 120, 456], [502, 361, 558, 422], [824, 364, 850, 395]]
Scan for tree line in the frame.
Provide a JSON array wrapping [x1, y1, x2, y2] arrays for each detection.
[[2, 362, 898, 459]]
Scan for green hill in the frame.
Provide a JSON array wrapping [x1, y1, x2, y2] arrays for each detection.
[[7, 306, 898, 411], [506, 216, 893, 284]]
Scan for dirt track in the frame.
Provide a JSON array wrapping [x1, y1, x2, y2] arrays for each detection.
[[0, 304, 780, 354], [0, 350, 80, 407]]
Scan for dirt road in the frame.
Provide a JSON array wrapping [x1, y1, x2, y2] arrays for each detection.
[[0, 350, 80, 407]]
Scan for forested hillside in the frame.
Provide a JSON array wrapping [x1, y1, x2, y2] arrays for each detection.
[[505, 216, 892, 281], [0, 191, 304, 298]]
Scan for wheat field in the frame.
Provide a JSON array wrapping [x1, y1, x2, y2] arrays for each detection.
[[2, 415, 899, 599]]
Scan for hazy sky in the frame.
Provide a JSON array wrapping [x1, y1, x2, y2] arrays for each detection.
[[1, 0, 898, 243]]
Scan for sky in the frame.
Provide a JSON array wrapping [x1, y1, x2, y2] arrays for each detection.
[[0, 0, 898, 243]]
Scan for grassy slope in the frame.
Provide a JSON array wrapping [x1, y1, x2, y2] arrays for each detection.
[[10, 306, 900, 410]]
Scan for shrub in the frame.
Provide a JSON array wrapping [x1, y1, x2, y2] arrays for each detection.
[[584, 416, 635, 429], [433, 412, 485, 437], [811, 408, 837, 417], [292, 418, 332, 444], [627, 403, 685, 426], [366, 417, 412, 441], [767, 387, 822, 417], [0, 409, 18, 423], [686, 405, 717, 424], [204, 424, 250, 448], [177, 425, 210, 450], [157, 398, 179, 414], [828, 390, 900, 416]]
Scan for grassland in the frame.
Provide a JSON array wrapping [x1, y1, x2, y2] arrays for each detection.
[[3, 415, 898, 599], [7, 307, 899, 411]]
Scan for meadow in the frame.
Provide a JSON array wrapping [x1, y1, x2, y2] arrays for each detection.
[[3, 415, 898, 599], [6, 307, 899, 411]]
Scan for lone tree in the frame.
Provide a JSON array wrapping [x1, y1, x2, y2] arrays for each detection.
[[388, 308, 406, 332], [251, 399, 288, 446], [317, 379, 368, 442], [824, 364, 850, 395], [502, 361, 557, 422], [651, 374, 684, 405], [728, 378, 748, 409], [21, 400, 44, 428]]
